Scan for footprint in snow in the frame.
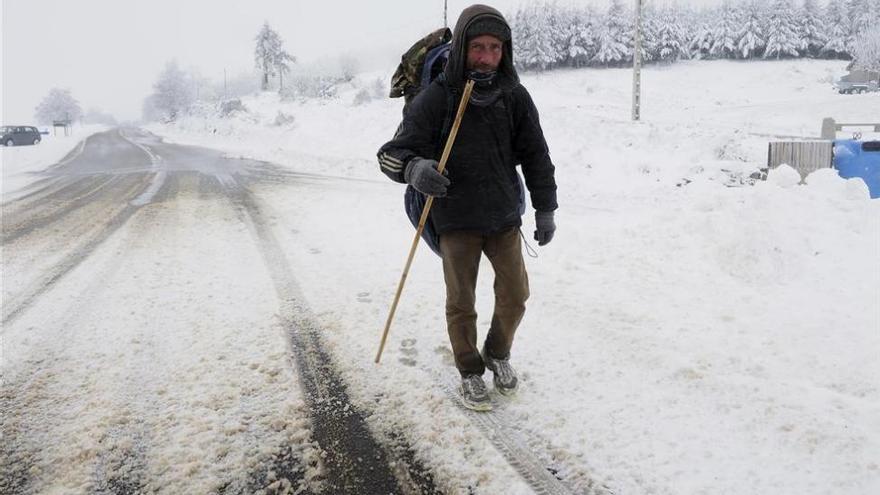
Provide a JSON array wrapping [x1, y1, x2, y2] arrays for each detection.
[[399, 338, 418, 367]]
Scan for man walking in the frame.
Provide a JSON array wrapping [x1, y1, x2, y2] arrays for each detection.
[[378, 4, 557, 411]]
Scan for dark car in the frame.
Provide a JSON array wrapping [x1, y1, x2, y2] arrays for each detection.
[[1, 126, 42, 146]]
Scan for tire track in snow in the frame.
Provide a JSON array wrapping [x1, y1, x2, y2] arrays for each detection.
[[219, 175, 440, 495], [1, 175, 123, 244], [91, 428, 150, 495], [2, 129, 163, 327], [0, 367, 51, 495], [439, 375, 615, 495], [0, 174, 152, 327], [2, 200, 159, 494]]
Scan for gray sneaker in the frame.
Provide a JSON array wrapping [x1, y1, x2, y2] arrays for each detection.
[[482, 346, 518, 396], [459, 374, 493, 411]]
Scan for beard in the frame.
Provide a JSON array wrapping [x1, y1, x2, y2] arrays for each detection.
[[469, 64, 498, 72], [469, 62, 498, 73]]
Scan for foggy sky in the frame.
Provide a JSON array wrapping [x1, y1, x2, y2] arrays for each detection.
[[2, 0, 723, 123]]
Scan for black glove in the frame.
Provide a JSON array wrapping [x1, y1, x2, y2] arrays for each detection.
[[404, 157, 450, 197], [534, 211, 556, 246]]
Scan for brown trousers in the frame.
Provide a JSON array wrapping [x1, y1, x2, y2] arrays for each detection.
[[440, 227, 530, 376]]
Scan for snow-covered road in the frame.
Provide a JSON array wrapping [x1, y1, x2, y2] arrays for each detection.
[[1, 129, 437, 494]]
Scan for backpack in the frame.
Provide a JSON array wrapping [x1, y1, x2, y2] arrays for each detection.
[[390, 28, 452, 110], [390, 28, 526, 257]]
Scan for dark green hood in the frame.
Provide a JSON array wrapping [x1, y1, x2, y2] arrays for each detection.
[[443, 4, 519, 92]]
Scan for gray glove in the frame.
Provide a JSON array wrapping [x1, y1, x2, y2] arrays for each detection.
[[404, 157, 450, 197], [534, 211, 556, 246]]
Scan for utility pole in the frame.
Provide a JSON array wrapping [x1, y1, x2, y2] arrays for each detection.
[[632, 0, 643, 121], [444, 0, 448, 28]]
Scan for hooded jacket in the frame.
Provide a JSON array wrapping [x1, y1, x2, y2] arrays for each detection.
[[378, 5, 557, 236]]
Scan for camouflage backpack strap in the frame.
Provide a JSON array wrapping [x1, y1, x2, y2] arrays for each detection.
[[390, 27, 453, 100]]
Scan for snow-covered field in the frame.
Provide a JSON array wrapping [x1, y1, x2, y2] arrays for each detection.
[[6, 59, 878, 494]]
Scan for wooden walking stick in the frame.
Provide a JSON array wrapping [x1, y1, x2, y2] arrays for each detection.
[[375, 79, 475, 364]]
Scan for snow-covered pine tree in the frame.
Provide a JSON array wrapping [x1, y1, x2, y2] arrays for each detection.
[[687, 10, 715, 61], [34, 88, 83, 125], [254, 21, 295, 91], [547, 3, 572, 69], [512, 7, 530, 69], [640, 5, 663, 63], [709, 2, 740, 59], [653, 7, 686, 63], [676, 4, 700, 60], [737, 2, 766, 59], [763, 0, 801, 59], [513, 4, 559, 71], [564, 6, 598, 68], [821, 0, 850, 58], [591, 0, 631, 66], [798, 0, 828, 57]]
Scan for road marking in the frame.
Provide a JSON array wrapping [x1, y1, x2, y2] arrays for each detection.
[[118, 129, 162, 164], [130, 171, 167, 206], [119, 129, 166, 206]]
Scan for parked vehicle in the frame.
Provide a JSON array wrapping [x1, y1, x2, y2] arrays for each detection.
[[835, 67, 880, 94], [1, 126, 42, 146], [836, 80, 880, 94]]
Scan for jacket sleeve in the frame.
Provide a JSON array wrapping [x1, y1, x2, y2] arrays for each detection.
[[511, 86, 558, 212], [377, 84, 445, 183]]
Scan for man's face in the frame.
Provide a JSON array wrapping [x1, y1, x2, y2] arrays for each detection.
[[466, 34, 503, 73]]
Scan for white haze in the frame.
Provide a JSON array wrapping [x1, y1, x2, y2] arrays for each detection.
[[2, 0, 725, 124]]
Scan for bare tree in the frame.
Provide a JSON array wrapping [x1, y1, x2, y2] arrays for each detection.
[[150, 60, 194, 122]]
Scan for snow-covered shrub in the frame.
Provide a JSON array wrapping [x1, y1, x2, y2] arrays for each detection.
[[353, 89, 372, 106], [273, 110, 295, 126], [283, 75, 340, 100], [220, 99, 247, 117]]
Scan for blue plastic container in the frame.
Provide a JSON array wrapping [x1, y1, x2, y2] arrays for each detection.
[[833, 139, 880, 198]]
